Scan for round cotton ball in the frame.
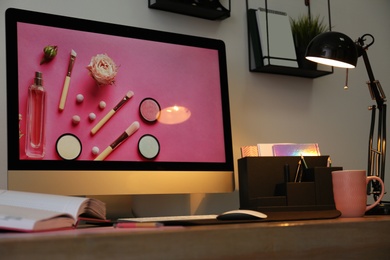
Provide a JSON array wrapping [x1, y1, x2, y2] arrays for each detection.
[[72, 115, 80, 125], [76, 94, 84, 103], [89, 113, 96, 121], [99, 101, 106, 110], [92, 146, 100, 155]]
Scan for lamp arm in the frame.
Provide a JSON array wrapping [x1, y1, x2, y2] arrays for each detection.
[[356, 34, 386, 108], [356, 35, 387, 191]]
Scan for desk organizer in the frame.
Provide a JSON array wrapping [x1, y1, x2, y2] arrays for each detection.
[[238, 156, 342, 218]]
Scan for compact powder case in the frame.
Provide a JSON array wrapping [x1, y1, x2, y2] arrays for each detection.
[[139, 97, 161, 123], [55, 133, 82, 160], [138, 134, 160, 159]]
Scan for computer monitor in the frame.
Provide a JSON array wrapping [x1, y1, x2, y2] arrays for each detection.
[[5, 8, 234, 196]]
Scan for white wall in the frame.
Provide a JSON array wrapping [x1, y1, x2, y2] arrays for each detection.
[[1, 0, 389, 216]]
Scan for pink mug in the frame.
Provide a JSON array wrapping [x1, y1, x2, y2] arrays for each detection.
[[332, 170, 385, 217]]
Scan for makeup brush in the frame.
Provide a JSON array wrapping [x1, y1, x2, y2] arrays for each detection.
[[91, 91, 134, 135], [94, 121, 140, 161], [59, 49, 77, 111]]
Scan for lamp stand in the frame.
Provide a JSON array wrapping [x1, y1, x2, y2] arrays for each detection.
[[366, 86, 390, 214], [357, 34, 390, 214]]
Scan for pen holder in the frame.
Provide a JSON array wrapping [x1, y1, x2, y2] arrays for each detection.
[[274, 182, 316, 206], [238, 156, 342, 214]]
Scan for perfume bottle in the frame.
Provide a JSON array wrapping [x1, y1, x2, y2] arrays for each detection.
[[25, 71, 46, 158]]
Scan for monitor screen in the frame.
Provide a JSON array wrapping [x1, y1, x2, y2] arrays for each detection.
[[6, 8, 234, 195]]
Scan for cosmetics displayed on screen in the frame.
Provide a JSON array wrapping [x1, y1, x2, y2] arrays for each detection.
[[94, 121, 140, 161], [59, 49, 77, 111], [12, 10, 230, 165], [138, 134, 160, 160], [139, 98, 161, 123], [55, 133, 82, 160], [25, 71, 46, 159], [6, 8, 234, 196], [90, 91, 134, 136]]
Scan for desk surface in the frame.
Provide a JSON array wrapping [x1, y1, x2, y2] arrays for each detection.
[[1, 216, 390, 259]]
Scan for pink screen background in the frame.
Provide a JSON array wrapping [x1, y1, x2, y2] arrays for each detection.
[[17, 22, 226, 162]]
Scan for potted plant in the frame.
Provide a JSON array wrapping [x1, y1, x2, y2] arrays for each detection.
[[290, 15, 328, 70]]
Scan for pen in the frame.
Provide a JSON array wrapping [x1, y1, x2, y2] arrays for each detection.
[[300, 154, 308, 169], [284, 164, 290, 182], [294, 160, 301, 183], [114, 222, 163, 228], [327, 156, 332, 167]]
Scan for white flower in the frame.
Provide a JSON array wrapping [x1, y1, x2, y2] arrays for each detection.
[[87, 54, 118, 86]]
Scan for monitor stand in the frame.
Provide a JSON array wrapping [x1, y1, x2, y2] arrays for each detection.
[[88, 194, 194, 220], [88, 193, 239, 220], [88, 195, 134, 220]]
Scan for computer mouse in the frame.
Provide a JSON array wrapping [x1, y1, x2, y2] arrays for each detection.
[[216, 209, 267, 221]]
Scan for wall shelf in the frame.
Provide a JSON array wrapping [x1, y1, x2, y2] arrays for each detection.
[[251, 64, 333, 79], [148, 0, 231, 20], [246, 0, 333, 78]]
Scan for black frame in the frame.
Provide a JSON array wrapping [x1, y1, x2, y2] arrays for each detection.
[[5, 8, 234, 172]]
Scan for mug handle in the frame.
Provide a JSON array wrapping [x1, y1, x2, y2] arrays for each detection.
[[366, 176, 385, 212]]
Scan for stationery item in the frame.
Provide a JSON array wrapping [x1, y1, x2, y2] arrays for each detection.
[[59, 49, 77, 111], [257, 143, 321, 156], [283, 164, 290, 182], [293, 159, 302, 182], [240, 145, 259, 158], [114, 222, 163, 228], [273, 143, 321, 156], [331, 170, 385, 217], [255, 8, 298, 68], [300, 155, 308, 169], [91, 91, 134, 135], [0, 190, 106, 232], [294, 156, 308, 182], [25, 71, 46, 158], [327, 157, 332, 167], [94, 121, 140, 161], [238, 156, 342, 221]]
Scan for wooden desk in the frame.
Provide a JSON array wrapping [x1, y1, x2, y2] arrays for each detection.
[[1, 216, 390, 259]]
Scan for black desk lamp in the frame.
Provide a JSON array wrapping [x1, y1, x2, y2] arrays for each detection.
[[305, 31, 389, 214]]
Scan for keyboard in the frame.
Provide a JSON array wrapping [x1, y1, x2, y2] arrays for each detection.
[[118, 214, 218, 223]]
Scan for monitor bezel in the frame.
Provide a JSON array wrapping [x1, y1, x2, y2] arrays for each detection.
[[6, 8, 234, 173]]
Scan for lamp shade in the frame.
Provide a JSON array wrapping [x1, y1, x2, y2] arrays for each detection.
[[305, 31, 358, 69]]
